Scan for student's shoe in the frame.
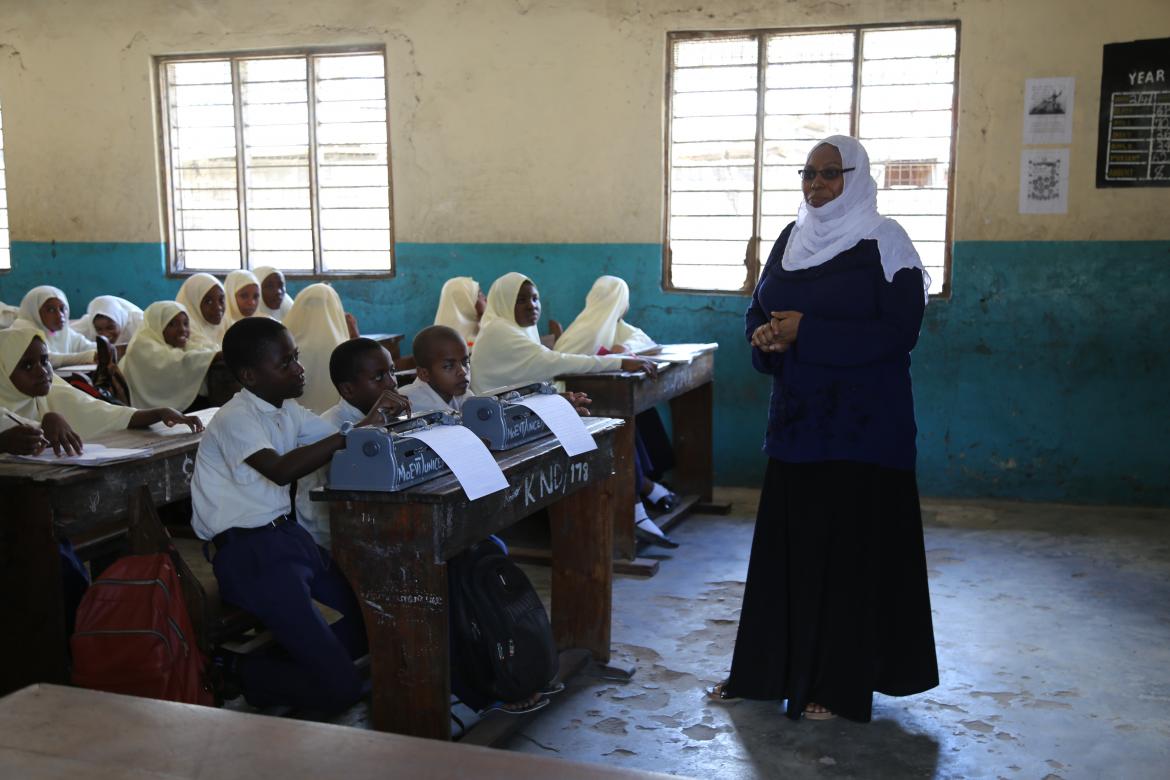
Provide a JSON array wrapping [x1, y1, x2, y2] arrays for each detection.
[[651, 490, 680, 512], [484, 695, 550, 716], [540, 681, 566, 696], [635, 517, 679, 549]]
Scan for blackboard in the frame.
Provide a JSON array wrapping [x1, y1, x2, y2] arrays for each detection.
[[1096, 37, 1170, 188]]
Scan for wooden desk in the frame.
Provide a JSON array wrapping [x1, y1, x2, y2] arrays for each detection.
[[559, 345, 723, 564], [0, 425, 205, 696], [362, 332, 405, 361], [0, 684, 680, 780], [315, 417, 622, 740]]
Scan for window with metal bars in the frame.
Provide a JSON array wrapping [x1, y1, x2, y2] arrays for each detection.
[[665, 23, 958, 296], [0, 99, 9, 271], [157, 48, 394, 277]]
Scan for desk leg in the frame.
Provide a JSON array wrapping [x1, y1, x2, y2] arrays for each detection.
[[548, 470, 614, 664], [611, 418, 637, 561], [0, 486, 66, 695], [329, 501, 451, 740], [670, 381, 714, 503]]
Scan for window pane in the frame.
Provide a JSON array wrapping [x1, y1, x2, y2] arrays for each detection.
[[249, 250, 314, 272], [766, 62, 854, 89], [180, 250, 241, 270], [673, 90, 756, 118], [672, 116, 757, 143], [319, 208, 390, 230], [673, 37, 756, 68], [670, 261, 748, 292], [671, 191, 754, 216], [249, 229, 313, 251], [670, 165, 754, 191], [671, 141, 756, 167], [316, 54, 386, 79], [863, 27, 956, 60], [669, 216, 752, 241], [767, 32, 854, 63], [673, 66, 757, 93], [862, 56, 954, 86], [247, 208, 311, 230], [322, 250, 392, 272]]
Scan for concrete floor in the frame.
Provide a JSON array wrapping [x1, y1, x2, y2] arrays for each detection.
[[502, 489, 1170, 779]]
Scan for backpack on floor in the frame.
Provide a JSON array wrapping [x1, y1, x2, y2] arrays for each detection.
[[449, 539, 559, 705], [71, 553, 213, 706]]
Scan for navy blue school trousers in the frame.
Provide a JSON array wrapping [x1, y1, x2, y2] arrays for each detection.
[[211, 520, 368, 712]]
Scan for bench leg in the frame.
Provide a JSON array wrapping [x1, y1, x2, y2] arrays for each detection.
[[611, 418, 637, 561], [670, 381, 714, 503]]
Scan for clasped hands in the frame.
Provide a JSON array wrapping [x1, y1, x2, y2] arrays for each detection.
[[751, 310, 803, 353]]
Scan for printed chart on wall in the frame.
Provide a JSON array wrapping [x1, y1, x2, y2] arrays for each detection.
[[1096, 36, 1170, 187]]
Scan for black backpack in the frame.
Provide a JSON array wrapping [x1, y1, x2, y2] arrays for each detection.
[[449, 539, 559, 705]]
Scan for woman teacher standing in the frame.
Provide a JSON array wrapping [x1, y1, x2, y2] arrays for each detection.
[[710, 136, 938, 722]]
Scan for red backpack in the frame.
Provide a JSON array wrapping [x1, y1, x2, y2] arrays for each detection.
[[71, 553, 213, 706]]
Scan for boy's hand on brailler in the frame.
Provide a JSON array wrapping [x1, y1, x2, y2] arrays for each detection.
[[561, 391, 592, 416], [358, 389, 411, 427], [41, 412, 84, 456]]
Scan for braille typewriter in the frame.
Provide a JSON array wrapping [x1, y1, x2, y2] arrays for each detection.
[[461, 381, 557, 450], [328, 411, 458, 492]]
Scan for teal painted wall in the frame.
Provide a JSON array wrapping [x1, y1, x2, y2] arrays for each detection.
[[2, 239, 1167, 505]]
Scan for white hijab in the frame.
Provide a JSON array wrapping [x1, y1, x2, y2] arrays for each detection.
[[470, 272, 623, 394], [175, 273, 227, 349], [14, 286, 96, 363], [121, 301, 218, 412], [74, 295, 144, 345], [0, 326, 135, 438], [223, 269, 261, 326], [555, 276, 657, 356], [253, 266, 294, 321], [783, 135, 930, 300], [433, 276, 481, 344], [283, 283, 350, 414]]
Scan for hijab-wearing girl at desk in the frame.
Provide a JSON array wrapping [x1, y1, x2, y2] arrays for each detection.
[[253, 266, 294, 321], [175, 273, 227, 349], [13, 286, 96, 368], [283, 283, 353, 414], [121, 301, 220, 413], [0, 327, 203, 456], [556, 275, 680, 547], [73, 295, 144, 347], [223, 270, 262, 327], [433, 276, 486, 346]]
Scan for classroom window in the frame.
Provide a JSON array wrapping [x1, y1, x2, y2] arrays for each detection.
[[665, 24, 958, 296], [157, 49, 395, 276], [0, 99, 9, 271]]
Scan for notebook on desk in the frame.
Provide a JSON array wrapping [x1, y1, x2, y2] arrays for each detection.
[[2, 442, 150, 467]]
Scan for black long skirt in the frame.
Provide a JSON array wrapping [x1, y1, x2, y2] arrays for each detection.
[[724, 459, 938, 722]]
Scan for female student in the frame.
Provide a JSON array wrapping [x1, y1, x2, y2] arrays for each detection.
[[223, 270, 261, 326], [74, 295, 144, 347], [175, 273, 227, 349], [254, 266, 294, 321], [121, 301, 220, 412], [13, 286, 96, 368], [0, 327, 203, 455], [555, 276, 657, 356], [433, 276, 486, 345], [283, 283, 352, 414]]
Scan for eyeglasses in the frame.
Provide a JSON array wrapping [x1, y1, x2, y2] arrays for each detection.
[[797, 166, 855, 181]]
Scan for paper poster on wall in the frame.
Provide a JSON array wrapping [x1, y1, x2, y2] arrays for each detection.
[[1019, 148, 1070, 214], [1096, 36, 1170, 187], [1023, 77, 1075, 145]]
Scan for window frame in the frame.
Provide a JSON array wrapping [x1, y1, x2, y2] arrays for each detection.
[[0, 97, 9, 274], [155, 44, 397, 280], [662, 21, 960, 298]]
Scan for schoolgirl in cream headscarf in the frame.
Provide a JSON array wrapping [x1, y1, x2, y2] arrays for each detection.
[[13, 286, 96, 368], [0, 327, 201, 454], [283, 283, 351, 414], [555, 276, 657, 357], [121, 301, 219, 412], [433, 277, 485, 345], [223, 269, 261, 326], [470, 272, 660, 395], [253, 266, 294, 321], [175, 273, 227, 349], [74, 295, 145, 346]]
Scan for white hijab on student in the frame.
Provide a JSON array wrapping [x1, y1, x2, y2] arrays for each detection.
[[433, 277, 481, 344], [470, 272, 624, 395], [253, 266, 294, 321], [175, 273, 227, 349], [223, 269, 260, 326], [0, 327, 135, 438], [121, 301, 218, 412], [782, 135, 930, 301], [74, 295, 145, 346], [283, 283, 350, 414], [555, 276, 657, 356], [14, 286, 96, 367]]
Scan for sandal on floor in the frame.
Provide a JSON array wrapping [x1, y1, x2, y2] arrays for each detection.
[[484, 696, 550, 716], [705, 681, 741, 703], [540, 682, 566, 696]]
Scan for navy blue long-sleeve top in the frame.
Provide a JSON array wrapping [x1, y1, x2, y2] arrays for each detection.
[[746, 222, 926, 472]]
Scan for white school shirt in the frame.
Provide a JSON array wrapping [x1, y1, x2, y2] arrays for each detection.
[[191, 388, 337, 540], [400, 380, 471, 414], [294, 398, 365, 549]]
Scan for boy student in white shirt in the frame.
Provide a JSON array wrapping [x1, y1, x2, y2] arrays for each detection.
[[295, 337, 409, 547], [400, 325, 473, 413], [191, 318, 408, 712]]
